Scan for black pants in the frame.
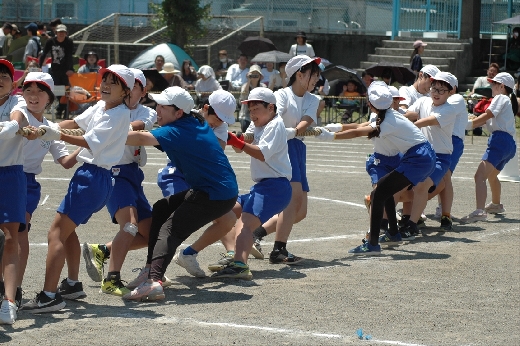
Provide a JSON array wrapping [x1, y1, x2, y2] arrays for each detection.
[[51, 71, 70, 118], [147, 189, 237, 281]]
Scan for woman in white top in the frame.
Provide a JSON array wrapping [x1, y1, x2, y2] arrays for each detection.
[[239, 64, 266, 132], [195, 65, 222, 105], [462, 72, 518, 223], [289, 31, 315, 57]]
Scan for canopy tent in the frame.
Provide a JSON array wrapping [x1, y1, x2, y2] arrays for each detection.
[[491, 15, 520, 70], [128, 43, 198, 71]]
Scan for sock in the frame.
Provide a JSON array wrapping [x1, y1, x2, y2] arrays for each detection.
[[106, 271, 120, 281], [226, 250, 235, 256], [253, 226, 268, 240], [234, 260, 246, 266], [380, 219, 389, 231], [67, 278, 79, 286], [442, 213, 451, 218], [99, 244, 110, 258], [273, 241, 286, 251], [183, 246, 198, 256], [43, 291, 56, 299]]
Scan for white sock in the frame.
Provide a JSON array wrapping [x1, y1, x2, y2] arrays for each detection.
[[43, 291, 56, 299], [67, 278, 79, 286]]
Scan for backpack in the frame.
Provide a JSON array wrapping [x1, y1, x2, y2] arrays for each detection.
[[30, 37, 42, 58]]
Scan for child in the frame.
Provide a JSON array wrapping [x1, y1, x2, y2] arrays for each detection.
[[461, 72, 518, 223], [212, 88, 292, 279], [340, 80, 361, 107], [399, 64, 439, 111], [22, 64, 134, 313]]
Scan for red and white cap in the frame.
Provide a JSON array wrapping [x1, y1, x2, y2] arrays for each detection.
[[209, 90, 236, 125], [285, 55, 321, 81], [388, 86, 405, 100], [130, 68, 146, 88], [488, 72, 515, 90], [431, 71, 458, 88], [149, 86, 194, 112], [24, 72, 54, 92], [241, 87, 277, 105], [367, 81, 393, 110], [0, 59, 14, 78], [99, 64, 135, 90]]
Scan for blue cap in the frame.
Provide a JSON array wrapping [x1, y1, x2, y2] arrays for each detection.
[[25, 22, 38, 32]]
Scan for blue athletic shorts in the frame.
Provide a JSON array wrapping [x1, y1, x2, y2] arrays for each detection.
[[26, 172, 41, 216], [449, 136, 464, 173], [0, 165, 26, 225], [106, 163, 152, 224], [57, 163, 114, 226], [483, 131, 516, 171], [429, 153, 451, 188], [157, 161, 190, 198], [366, 152, 402, 185], [288, 138, 309, 192], [237, 177, 292, 224], [395, 142, 436, 186]]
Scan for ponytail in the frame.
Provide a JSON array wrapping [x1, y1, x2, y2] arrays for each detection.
[[409, 48, 419, 63], [190, 110, 206, 124], [505, 86, 519, 115], [368, 108, 388, 139]]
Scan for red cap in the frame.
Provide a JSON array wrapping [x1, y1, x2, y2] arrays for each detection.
[[0, 59, 15, 79]]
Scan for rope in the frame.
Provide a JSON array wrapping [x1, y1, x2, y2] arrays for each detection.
[[242, 127, 322, 142]]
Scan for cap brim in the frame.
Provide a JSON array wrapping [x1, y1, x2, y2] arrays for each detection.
[[487, 78, 494, 84], [241, 98, 266, 104], [393, 96, 406, 100], [99, 68, 130, 88], [24, 80, 52, 90], [148, 93, 171, 105], [159, 70, 180, 74]]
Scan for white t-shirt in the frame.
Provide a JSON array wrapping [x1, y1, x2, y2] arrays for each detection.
[[289, 44, 315, 57], [118, 104, 157, 166], [485, 94, 516, 137], [473, 76, 490, 90], [249, 115, 292, 182], [261, 68, 278, 85], [275, 86, 319, 137], [409, 97, 457, 154], [399, 85, 424, 107], [225, 64, 249, 89], [370, 109, 427, 155], [74, 101, 131, 169], [0, 95, 28, 167], [212, 121, 229, 143], [447, 94, 468, 140]]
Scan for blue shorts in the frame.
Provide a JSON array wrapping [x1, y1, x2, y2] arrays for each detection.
[[26, 172, 41, 216], [449, 136, 464, 173], [157, 161, 190, 198], [366, 152, 402, 185], [288, 139, 309, 192], [396, 142, 436, 186], [0, 165, 26, 225], [237, 177, 292, 224], [106, 163, 153, 224], [429, 153, 451, 188], [483, 131, 517, 171], [57, 163, 114, 226]]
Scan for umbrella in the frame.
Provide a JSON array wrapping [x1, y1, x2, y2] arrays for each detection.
[[238, 36, 277, 58], [128, 43, 198, 71], [320, 58, 332, 67], [250, 50, 292, 64], [493, 15, 520, 25], [492, 16, 520, 69], [365, 62, 416, 85], [141, 69, 169, 91], [321, 65, 366, 94]]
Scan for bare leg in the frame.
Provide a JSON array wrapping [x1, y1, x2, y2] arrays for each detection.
[[234, 213, 261, 264], [410, 178, 434, 223], [17, 212, 31, 287], [105, 218, 150, 252], [107, 206, 139, 273], [190, 210, 237, 252], [1, 223, 19, 301], [488, 168, 501, 204], [474, 160, 497, 210], [439, 171, 454, 216], [65, 231, 81, 281], [274, 182, 305, 243]]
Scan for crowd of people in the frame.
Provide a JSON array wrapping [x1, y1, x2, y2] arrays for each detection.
[[0, 24, 518, 326]]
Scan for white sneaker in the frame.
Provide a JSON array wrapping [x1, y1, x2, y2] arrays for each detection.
[[161, 275, 173, 288], [460, 210, 487, 224], [0, 299, 17, 324], [174, 249, 206, 278], [485, 202, 505, 214], [126, 267, 150, 290], [434, 204, 442, 219], [123, 280, 165, 301]]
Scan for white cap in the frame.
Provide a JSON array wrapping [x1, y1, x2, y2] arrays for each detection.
[[488, 72, 515, 90], [150, 86, 194, 112], [24, 72, 54, 92], [197, 65, 215, 79], [209, 90, 236, 125], [241, 87, 277, 105], [130, 68, 146, 88], [56, 24, 67, 32], [285, 55, 321, 81], [367, 81, 393, 110], [100, 64, 135, 90], [420, 64, 440, 78], [431, 71, 458, 88], [388, 86, 404, 99]]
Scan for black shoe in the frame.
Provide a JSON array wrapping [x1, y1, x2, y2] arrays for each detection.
[[399, 221, 418, 240], [57, 278, 87, 300], [22, 291, 66, 313], [440, 216, 453, 231], [0, 281, 4, 297], [15, 287, 22, 310], [269, 249, 303, 265]]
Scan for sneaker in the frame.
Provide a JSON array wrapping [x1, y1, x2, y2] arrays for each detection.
[[82, 243, 108, 282], [23, 291, 66, 313], [348, 242, 381, 256], [208, 253, 234, 272], [398, 222, 417, 240], [460, 210, 487, 224], [15, 287, 22, 311], [440, 216, 453, 231], [269, 249, 304, 265], [364, 195, 371, 213], [123, 280, 165, 301], [434, 204, 442, 219], [250, 240, 264, 260], [485, 202, 505, 214], [57, 278, 87, 300], [416, 218, 426, 229], [420, 213, 427, 222], [162, 275, 173, 288], [101, 277, 131, 297], [126, 267, 150, 290], [0, 299, 17, 324], [211, 262, 253, 280], [173, 249, 206, 278], [378, 231, 403, 246]]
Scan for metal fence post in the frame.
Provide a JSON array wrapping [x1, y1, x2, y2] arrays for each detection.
[[392, 0, 400, 40], [114, 14, 119, 64], [457, 0, 462, 39]]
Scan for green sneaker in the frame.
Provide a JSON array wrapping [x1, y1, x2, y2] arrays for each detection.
[[82, 243, 108, 282], [208, 252, 234, 272], [101, 278, 131, 297], [211, 262, 252, 280]]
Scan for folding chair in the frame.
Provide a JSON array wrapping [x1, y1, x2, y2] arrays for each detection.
[[61, 72, 100, 117]]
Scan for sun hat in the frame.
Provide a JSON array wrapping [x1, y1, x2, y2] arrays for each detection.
[[0, 59, 15, 78], [388, 86, 405, 100], [149, 86, 195, 112], [159, 62, 180, 74], [99, 64, 135, 90], [209, 90, 236, 124], [56, 24, 67, 32], [488, 72, 515, 90], [285, 55, 322, 81], [248, 64, 263, 77], [197, 65, 215, 79], [367, 81, 393, 110], [413, 40, 427, 48], [241, 87, 277, 105], [129, 68, 146, 88], [11, 24, 19, 34], [420, 64, 440, 78], [431, 72, 458, 88], [24, 72, 55, 92]]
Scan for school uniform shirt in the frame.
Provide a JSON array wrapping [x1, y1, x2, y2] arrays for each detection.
[[447, 94, 468, 140], [399, 85, 424, 107], [0, 95, 28, 167], [409, 97, 457, 154], [74, 101, 131, 169], [212, 121, 229, 143], [118, 104, 157, 166], [289, 43, 315, 57], [368, 111, 399, 156], [225, 64, 249, 89], [249, 115, 292, 182], [151, 115, 238, 200], [485, 94, 516, 138], [275, 86, 320, 135]]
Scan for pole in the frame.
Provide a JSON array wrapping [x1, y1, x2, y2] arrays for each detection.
[[457, 0, 462, 39], [489, 24, 493, 67], [392, 0, 400, 40], [425, 0, 431, 32], [114, 14, 119, 64]]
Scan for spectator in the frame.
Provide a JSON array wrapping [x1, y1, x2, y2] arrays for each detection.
[[0, 23, 13, 56], [260, 62, 278, 85], [154, 55, 165, 71], [505, 27, 520, 70], [181, 59, 198, 90], [2, 24, 18, 55], [195, 65, 222, 105], [39, 24, 74, 119], [15, 61, 41, 88], [11, 25, 22, 40], [410, 40, 427, 72], [159, 62, 186, 88], [239, 64, 266, 131], [381, 68, 402, 88], [78, 51, 101, 73], [36, 21, 50, 40], [214, 50, 234, 80], [361, 71, 375, 90], [269, 62, 287, 91], [47, 18, 62, 37], [289, 31, 315, 57], [314, 63, 330, 125], [225, 54, 249, 90], [471, 63, 499, 95], [23, 23, 41, 68]]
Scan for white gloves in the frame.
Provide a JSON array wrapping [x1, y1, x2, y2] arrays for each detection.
[[465, 119, 474, 131], [314, 127, 335, 141], [39, 125, 61, 141], [48, 122, 61, 132], [286, 128, 297, 140], [324, 123, 343, 133], [0, 120, 19, 140]]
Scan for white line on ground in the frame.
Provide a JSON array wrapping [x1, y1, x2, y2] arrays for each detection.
[[40, 195, 49, 205], [308, 196, 366, 208]]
